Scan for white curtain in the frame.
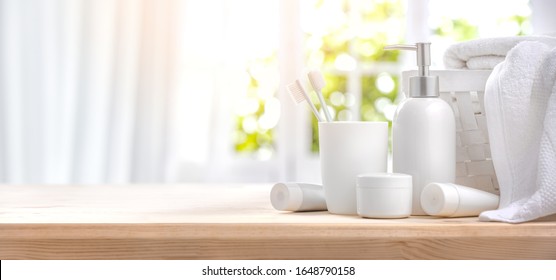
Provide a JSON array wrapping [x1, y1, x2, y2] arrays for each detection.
[[0, 0, 186, 184], [0, 0, 288, 184]]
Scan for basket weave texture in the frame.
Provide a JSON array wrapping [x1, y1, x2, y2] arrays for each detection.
[[402, 70, 498, 194]]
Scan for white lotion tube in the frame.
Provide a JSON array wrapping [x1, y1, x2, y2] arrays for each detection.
[[270, 183, 327, 212], [420, 182, 499, 217]]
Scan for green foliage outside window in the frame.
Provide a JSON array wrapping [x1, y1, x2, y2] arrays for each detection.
[[434, 18, 479, 41], [503, 15, 531, 36], [233, 71, 273, 153], [361, 74, 398, 122], [233, 56, 279, 160], [433, 16, 530, 41]]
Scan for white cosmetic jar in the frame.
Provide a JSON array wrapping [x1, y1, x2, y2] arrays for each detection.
[[356, 173, 412, 218]]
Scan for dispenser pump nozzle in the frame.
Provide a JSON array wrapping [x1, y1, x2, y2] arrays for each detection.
[[384, 43, 431, 76], [384, 42, 438, 98]]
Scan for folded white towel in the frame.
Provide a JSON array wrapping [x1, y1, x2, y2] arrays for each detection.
[[479, 41, 556, 223], [443, 36, 556, 69]]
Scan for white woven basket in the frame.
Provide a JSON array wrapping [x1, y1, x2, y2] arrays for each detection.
[[402, 70, 498, 195]]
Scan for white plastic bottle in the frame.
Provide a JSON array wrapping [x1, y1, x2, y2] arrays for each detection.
[[385, 43, 456, 215]]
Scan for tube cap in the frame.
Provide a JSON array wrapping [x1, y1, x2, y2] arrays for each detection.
[[270, 183, 303, 211], [420, 182, 459, 216]]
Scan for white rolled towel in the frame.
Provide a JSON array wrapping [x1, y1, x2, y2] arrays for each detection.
[[443, 36, 556, 69]]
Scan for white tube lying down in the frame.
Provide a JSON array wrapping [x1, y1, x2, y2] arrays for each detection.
[[270, 183, 327, 212], [421, 182, 499, 217]]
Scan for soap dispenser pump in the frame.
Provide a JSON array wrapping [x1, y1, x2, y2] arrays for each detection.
[[385, 42, 455, 215]]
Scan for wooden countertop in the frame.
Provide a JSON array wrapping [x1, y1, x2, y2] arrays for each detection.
[[1, 184, 555, 259]]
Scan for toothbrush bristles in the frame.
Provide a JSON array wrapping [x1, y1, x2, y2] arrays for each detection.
[[308, 71, 326, 91], [287, 80, 306, 104], [286, 80, 324, 122], [307, 71, 332, 122]]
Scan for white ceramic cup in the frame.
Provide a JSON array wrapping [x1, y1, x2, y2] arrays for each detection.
[[318, 121, 388, 215]]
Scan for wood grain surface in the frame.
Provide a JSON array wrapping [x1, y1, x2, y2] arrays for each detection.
[[1, 184, 555, 259]]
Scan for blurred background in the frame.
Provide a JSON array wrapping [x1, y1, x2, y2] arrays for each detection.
[[0, 0, 553, 184]]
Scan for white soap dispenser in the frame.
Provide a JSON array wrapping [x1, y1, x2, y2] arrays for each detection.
[[385, 43, 455, 215]]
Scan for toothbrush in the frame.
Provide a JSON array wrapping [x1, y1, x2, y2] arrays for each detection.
[[307, 70, 332, 122], [287, 80, 324, 122]]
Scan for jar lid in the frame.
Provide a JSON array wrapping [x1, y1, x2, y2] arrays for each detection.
[[356, 173, 412, 189]]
